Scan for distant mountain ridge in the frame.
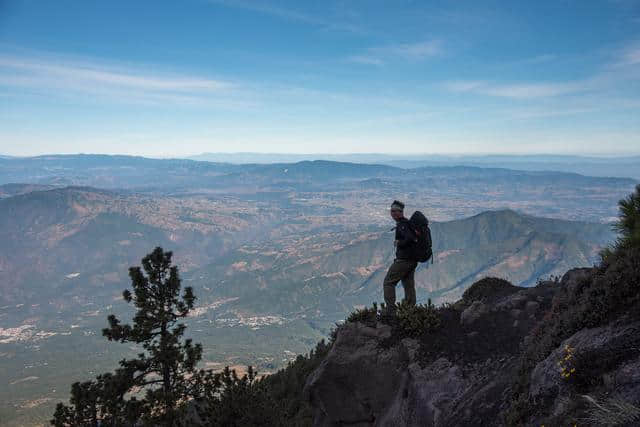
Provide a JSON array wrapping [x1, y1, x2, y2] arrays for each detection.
[[0, 183, 57, 198], [0, 154, 637, 190], [188, 152, 640, 179]]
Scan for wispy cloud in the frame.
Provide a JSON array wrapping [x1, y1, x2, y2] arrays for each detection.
[[349, 40, 442, 65], [385, 40, 442, 59], [517, 54, 557, 65], [443, 79, 589, 98], [207, 0, 364, 33], [444, 81, 485, 93], [507, 107, 600, 120], [0, 50, 438, 111], [486, 82, 586, 98], [444, 42, 640, 100], [209, 0, 319, 24], [0, 53, 237, 105], [349, 55, 384, 66], [618, 45, 640, 65]]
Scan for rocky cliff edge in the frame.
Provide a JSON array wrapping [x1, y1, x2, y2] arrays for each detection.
[[304, 263, 640, 426]]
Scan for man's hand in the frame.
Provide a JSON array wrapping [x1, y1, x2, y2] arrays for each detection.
[[394, 239, 399, 247]]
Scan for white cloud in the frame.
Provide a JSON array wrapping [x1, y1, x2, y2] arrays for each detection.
[[386, 40, 442, 60], [444, 81, 485, 92], [0, 53, 235, 105], [444, 44, 640, 100], [516, 54, 557, 65], [620, 46, 640, 65], [207, 0, 364, 33], [481, 82, 586, 98], [348, 55, 384, 66], [507, 107, 600, 119], [444, 79, 590, 99], [349, 40, 442, 65], [209, 0, 319, 25]]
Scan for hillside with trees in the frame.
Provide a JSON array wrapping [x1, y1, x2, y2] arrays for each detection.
[[51, 185, 640, 426]]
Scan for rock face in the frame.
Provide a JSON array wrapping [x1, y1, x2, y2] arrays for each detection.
[[304, 278, 556, 426], [304, 271, 640, 426], [530, 320, 640, 410]]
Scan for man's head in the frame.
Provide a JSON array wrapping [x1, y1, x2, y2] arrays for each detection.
[[390, 200, 405, 221]]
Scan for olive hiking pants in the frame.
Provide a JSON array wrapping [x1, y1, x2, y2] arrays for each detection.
[[383, 258, 418, 310]]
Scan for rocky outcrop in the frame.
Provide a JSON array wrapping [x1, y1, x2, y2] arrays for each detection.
[[530, 320, 640, 407], [304, 270, 640, 426], [304, 278, 557, 426]]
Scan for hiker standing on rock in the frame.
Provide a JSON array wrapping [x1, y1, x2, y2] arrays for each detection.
[[383, 200, 418, 312], [383, 200, 434, 314]]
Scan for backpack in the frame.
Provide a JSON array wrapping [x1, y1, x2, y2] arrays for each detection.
[[409, 211, 433, 263]]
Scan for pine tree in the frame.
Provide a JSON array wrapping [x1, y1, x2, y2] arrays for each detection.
[[614, 184, 640, 250], [196, 366, 282, 426], [52, 247, 206, 426], [51, 380, 100, 427]]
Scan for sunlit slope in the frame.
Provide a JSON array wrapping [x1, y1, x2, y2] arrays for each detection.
[[189, 209, 613, 315], [0, 186, 277, 306]]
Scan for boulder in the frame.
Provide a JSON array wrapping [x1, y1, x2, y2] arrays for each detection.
[[460, 300, 488, 326], [529, 320, 640, 415]]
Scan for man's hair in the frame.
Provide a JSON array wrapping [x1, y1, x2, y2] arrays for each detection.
[[391, 200, 404, 211]]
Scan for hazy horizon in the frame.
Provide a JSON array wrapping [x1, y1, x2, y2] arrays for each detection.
[[3, 151, 640, 180], [3, 151, 640, 160]]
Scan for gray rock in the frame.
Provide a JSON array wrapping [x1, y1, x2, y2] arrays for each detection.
[[304, 322, 408, 426], [560, 267, 594, 294], [524, 301, 539, 316], [304, 319, 518, 426], [460, 300, 488, 326], [495, 291, 528, 310], [304, 277, 639, 427], [529, 320, 640, 418]]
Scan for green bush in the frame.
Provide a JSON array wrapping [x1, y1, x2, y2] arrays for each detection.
[[261, 339, 331, 425], [196, 366, 283, 427], [345, 300, 442, 338], [195, 338, 333, 427], [346, 302, 379, 326], [395, 299, 441, 337]]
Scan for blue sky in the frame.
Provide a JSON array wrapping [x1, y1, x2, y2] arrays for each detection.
[[1, 0, 639, 156]]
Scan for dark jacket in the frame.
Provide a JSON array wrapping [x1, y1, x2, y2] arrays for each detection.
[[394, 218, 417, 260]]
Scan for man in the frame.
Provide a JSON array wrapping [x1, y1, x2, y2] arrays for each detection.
[[383, 200, 418, 313]]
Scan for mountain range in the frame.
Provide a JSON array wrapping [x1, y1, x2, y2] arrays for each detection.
[[0, 154, 633, 425], [188, 153, 640, 180], [0, 155, 635, 226], [0, 184, 614, 314], [0, 205, 613, 425]]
